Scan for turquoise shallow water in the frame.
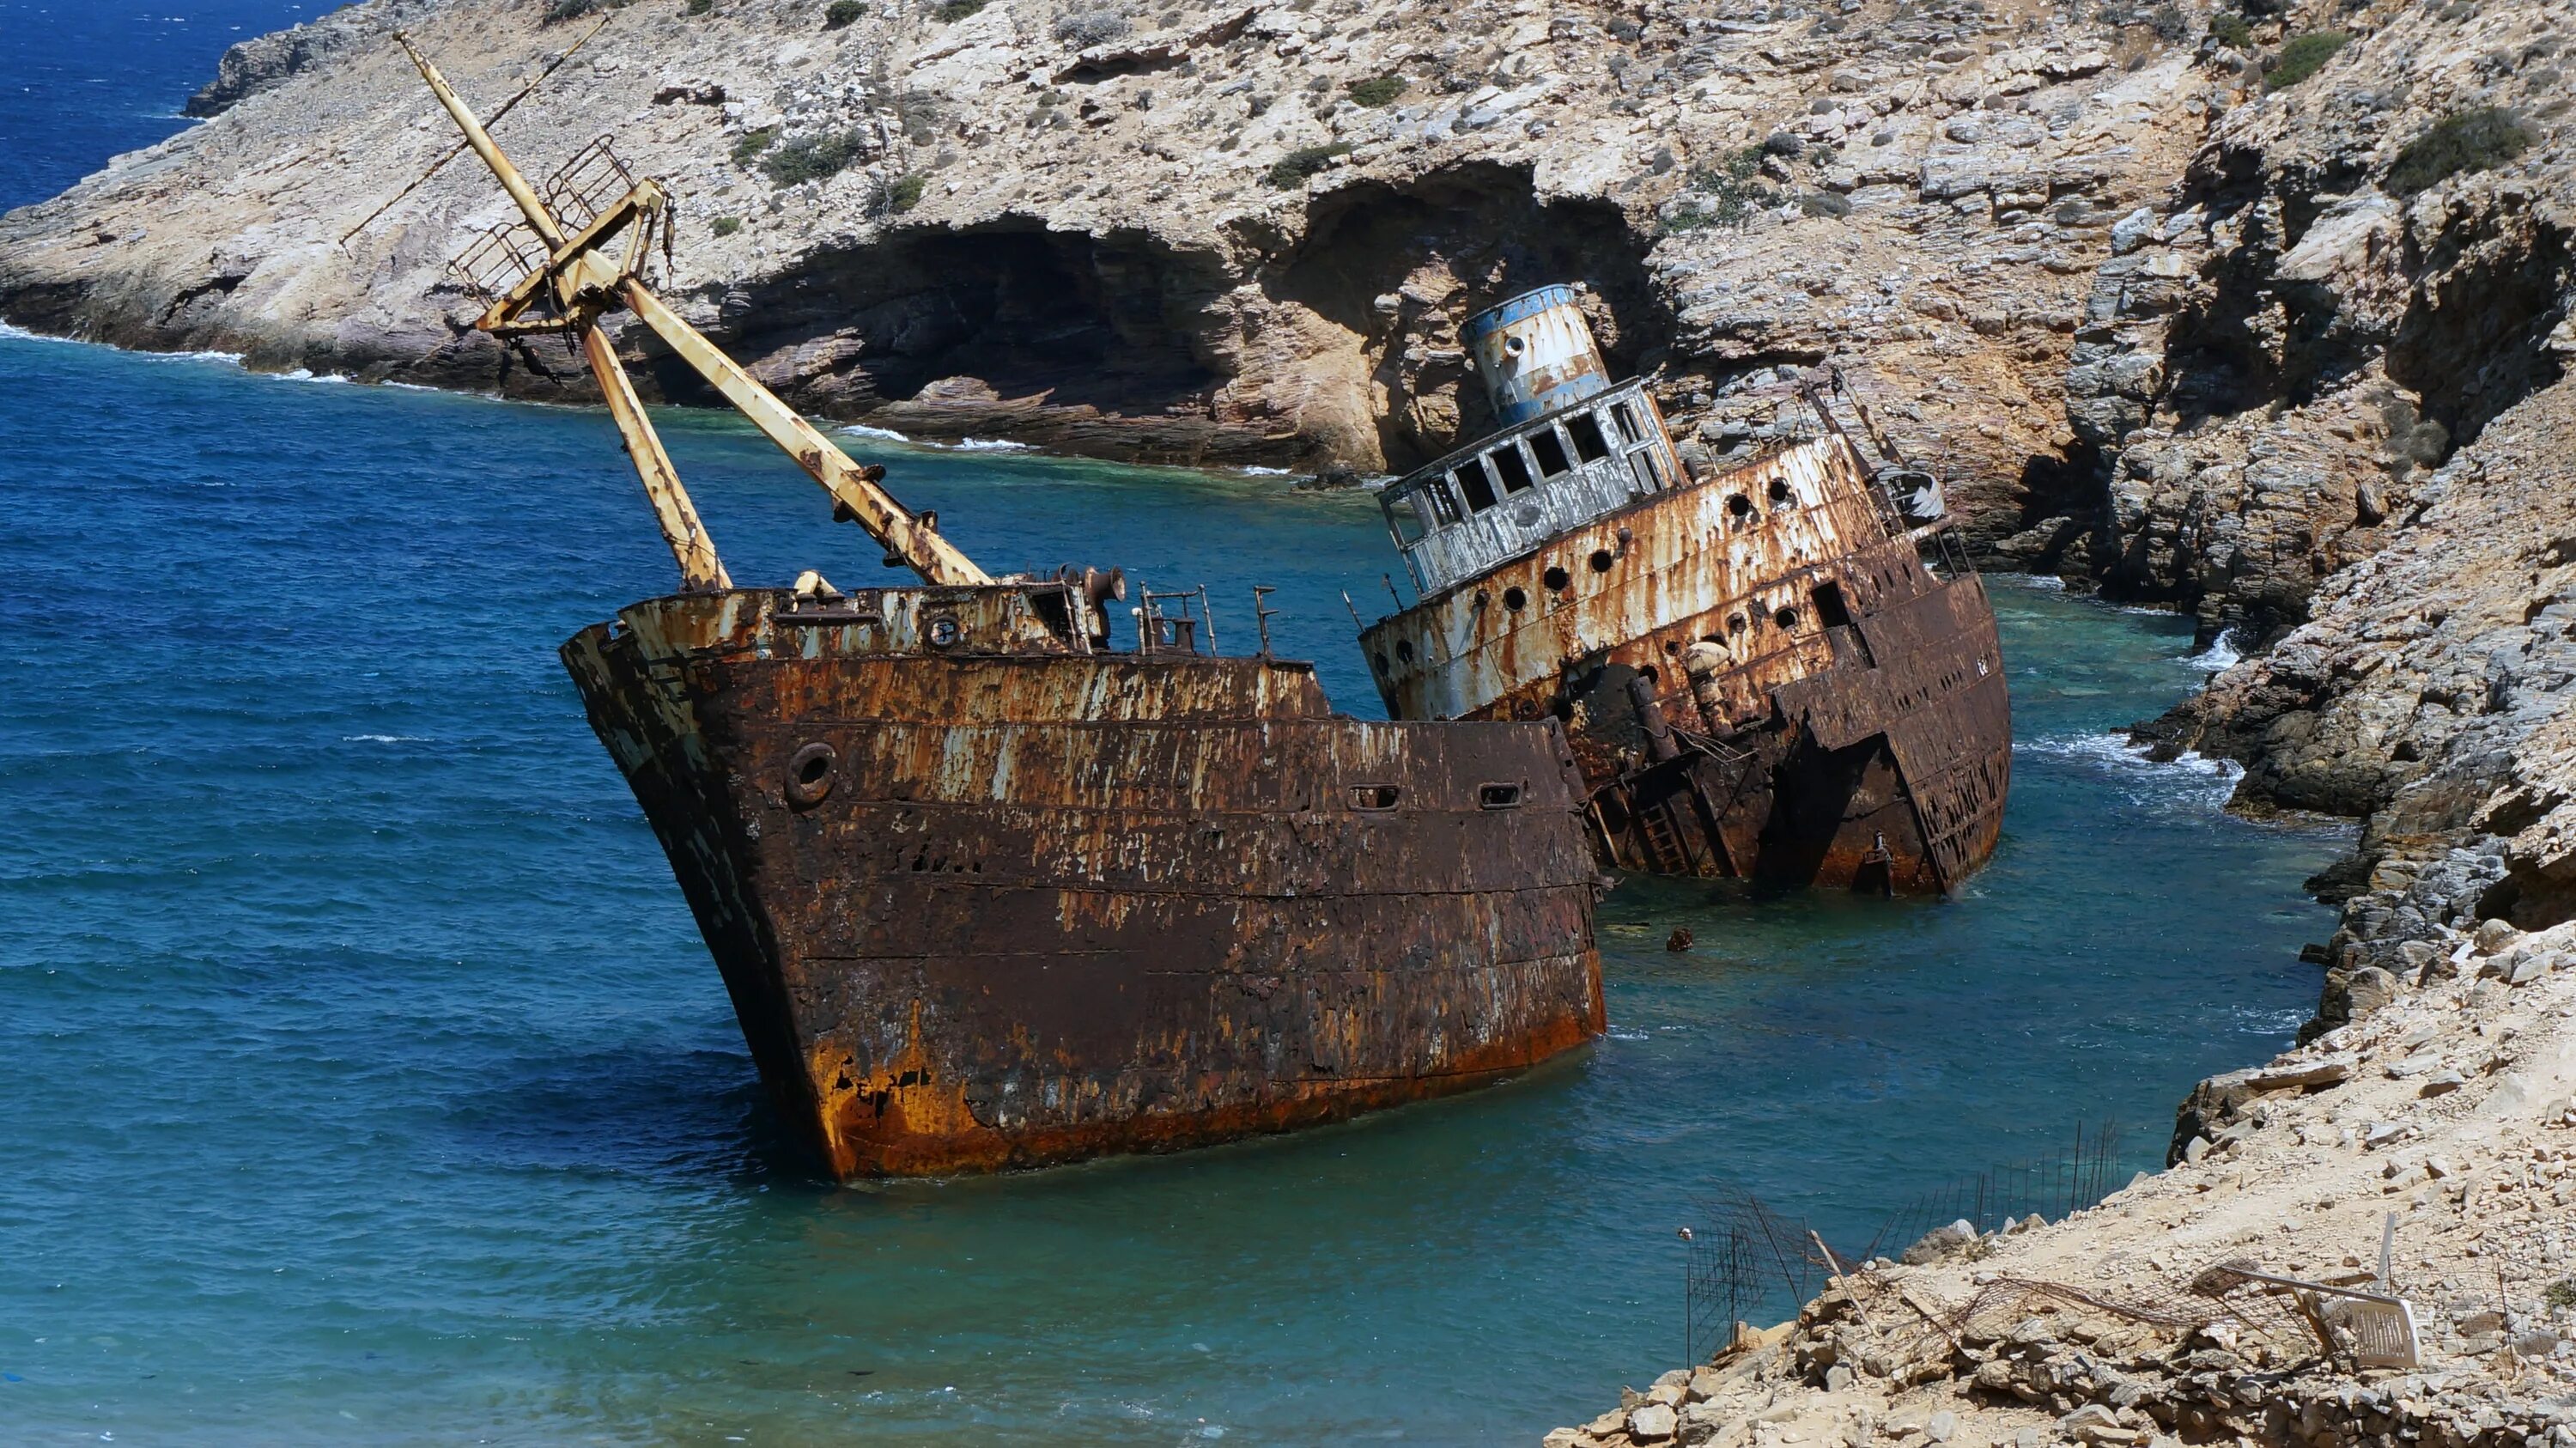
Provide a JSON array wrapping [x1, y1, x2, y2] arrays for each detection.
[[0, 12, 2349, 1443], [0, 332, 2348, 1445]]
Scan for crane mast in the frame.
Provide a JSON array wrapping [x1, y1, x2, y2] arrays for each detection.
[[393, 33, 992, 591]]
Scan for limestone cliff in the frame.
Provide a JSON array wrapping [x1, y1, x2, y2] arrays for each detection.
[[0, 0, 2215, 490]]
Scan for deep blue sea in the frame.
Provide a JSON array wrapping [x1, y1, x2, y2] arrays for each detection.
[[0, 8, 2348, 1445]]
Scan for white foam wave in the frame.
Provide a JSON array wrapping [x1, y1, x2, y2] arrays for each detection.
[[950, 436, 1032, 452], [1238, 465, 1291, 477], [2189, 628, 2243, 672], [343, 733, 429, 744], [841, 423, 910, 442], [276, 368, 351, 385], [2016, 573, 2068, 591], [2017, 731, 2242, 806]]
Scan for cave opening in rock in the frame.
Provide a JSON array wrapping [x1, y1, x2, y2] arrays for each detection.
[[643, 219, 1233, 426], [1261, 161, 1669, 472]]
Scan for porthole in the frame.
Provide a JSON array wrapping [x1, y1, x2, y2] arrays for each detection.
[[1395, 640, 1415, 664], [1702, 633, 1726, 646], [1661, 639, 1681, 656], [1727, 614, 1747, 635], [1372, 651, 1390, 673], [1502, 586, 1528, 611], [785, 741, 836, 808], [1478, 783, 1523, 810], [1349, 784, 1402, 811], [1775, 606, 1800, 630], [1726, 494, 1753, 519], [1542, 565, 1571, 592], [1588, 548, 1615, 574], [924, 615, 963, 648], [1639, 666, 1661, 686], [1769, 478, 1793, 504]]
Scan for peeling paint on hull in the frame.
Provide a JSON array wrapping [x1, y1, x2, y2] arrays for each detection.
[[560, 585, 1607, 1177]]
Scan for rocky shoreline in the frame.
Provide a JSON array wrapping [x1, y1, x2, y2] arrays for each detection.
[[1550, 912, 2576, 1448]]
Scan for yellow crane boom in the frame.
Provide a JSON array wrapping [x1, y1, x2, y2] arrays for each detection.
[[394, 33, 992, 590]]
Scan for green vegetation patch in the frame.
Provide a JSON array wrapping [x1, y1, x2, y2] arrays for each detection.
[[1665, 146, 1777, 232], [685, 0, 714, 14], [1054, 9, 1132, 46], [1265, 142, 1352, 188], [729, 126, 778, 167], [1346, 75, 1408, 107], [2208, 11, 2252, 48], [1797, 191, 1853, 218], [761, 131, 866, 186], [2386, 106, 2533, 193], [711, 216, 744, 238], [824, 0, 866, 26], [884, 173, 927, 214], [2548, 1280, 2576, 1311], [2266, 30, 2350, 89], [933, 0, 989, 20]]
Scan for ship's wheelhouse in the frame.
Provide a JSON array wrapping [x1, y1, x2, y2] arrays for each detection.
[[1378, 377, 1685, 598]]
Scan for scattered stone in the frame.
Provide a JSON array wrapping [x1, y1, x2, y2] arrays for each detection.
[[1630, 1402, 1679, 1442]]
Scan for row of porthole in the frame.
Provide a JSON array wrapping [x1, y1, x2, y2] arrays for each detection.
[[1724, 477, 1799, 520], [1380, 586, 1807, 675]]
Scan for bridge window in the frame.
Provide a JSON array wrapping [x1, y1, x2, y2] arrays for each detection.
[[1492, 443, 1534, 494], [1455, 457, 1498, 513], [1424, 478, 1463, 526], [1478, 783, 1523, 810], [1610, 401, 1643, 445], [1389, 498, 1428, 545], [1530, 427, 1572, 478], [1567, 411, 1611, 463], [1350, 784, 1402, 811], [1629, 449, 1662, 494]]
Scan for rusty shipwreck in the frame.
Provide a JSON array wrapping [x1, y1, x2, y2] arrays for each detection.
[[391, 39, 1605, 1177], [1357, 286, 2011, 895]]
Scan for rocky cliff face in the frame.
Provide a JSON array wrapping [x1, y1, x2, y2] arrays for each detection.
[[2105, 0, 2576, 1037], [0, 0, 2220, 490]]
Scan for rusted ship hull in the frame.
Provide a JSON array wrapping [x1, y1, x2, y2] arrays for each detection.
[[1361, 436, 2009, 894], [562, 587, 1606, 1177]]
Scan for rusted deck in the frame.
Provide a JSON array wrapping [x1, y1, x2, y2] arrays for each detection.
[[1359, 434, 2010, 893], [562, 584, 1606, 1177]]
